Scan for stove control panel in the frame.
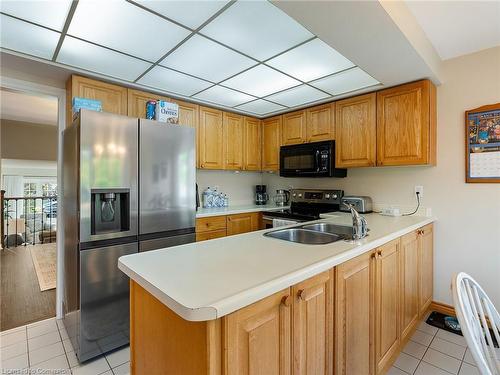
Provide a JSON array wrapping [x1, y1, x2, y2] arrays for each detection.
[[290, 189, 343, 204]]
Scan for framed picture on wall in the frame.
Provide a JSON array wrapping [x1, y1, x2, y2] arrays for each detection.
[[465, 103, 500, 183]]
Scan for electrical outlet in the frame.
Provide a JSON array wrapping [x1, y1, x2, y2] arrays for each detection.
[[415, 185, 424, 197]]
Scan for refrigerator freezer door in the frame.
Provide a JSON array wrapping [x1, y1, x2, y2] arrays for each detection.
[[79, 110, 138, 243], [139, 232, 196, 252], [139, 120, 196, 235], [78, 242, 138, 362]]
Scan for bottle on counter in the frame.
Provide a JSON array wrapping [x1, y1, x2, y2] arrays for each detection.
[[223, 194, 229, 207], [203, 187, 213, 208]]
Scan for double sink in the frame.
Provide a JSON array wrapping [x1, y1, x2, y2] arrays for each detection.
[[265, 222, 361, 245]]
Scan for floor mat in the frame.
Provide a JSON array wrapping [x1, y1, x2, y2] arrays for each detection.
[[30, 243, 57, 291]]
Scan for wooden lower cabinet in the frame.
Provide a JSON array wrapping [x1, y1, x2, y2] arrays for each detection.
[[375, 239, 400, 374], [196, 229, 226, 242], [226, 213, 260, 236], [335, 251, 375, 375], [224, 288, 292, 375], [195, 213, 261, 241], [292, 270, 333, 375], [400, 230, 420, 341], [419, 224, 434, 316]]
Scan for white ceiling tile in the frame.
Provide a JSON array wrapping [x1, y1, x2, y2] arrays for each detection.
[[160, 35, 256, 82], [310, 67, 379, 96], [222, 65, 300, 97], [200, 0, 313, 60], [0, 0, 72, 31], [236, 99, 285, 116], [136, 0, 229, 29], [266, 38, 355, 82], [0, 15, 60, 59], [266, 85, 329, 107], [138, 66, 212, 96], [57, 36, 151, 81], [193, 85, 255, 107], [68, 0, 190, 61]]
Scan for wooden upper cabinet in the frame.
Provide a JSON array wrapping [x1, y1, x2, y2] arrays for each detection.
[[224, 288, 291, 375], [282, 110, 306, 145], [292, 270, 333, 375], [223, 112, 244, 170], [127, 88, 169, 118], [171, 99, 199, 128], [336, 93, 377, 168], [226, 213, 260, 236], [67, 75, 127, 126], [419, 224, 434, 316], [375, 239, 400, 375], [336, 251, 375, 375], [306, 103, 335, 142], [377, 80, 436, 166], [244, 117, 262, 171], [262, 116, 282, 171], [400, 231, 420, 341], [199, 106, 223, 169]]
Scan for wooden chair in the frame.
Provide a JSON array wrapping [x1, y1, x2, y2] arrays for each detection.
[[452, 272, 500, 375]]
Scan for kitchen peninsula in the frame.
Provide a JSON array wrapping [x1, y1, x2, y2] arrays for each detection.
[[118, 213, 435, 375]]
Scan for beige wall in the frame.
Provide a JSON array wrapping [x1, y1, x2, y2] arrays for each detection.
[[265, 46, 500, 307], [1, 119, 58, 161]]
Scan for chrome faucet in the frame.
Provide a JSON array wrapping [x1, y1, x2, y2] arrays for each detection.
[[343, 202, 369, 240]]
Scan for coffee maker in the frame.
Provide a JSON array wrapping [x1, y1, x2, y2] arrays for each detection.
[[255, 185, 269, 205]]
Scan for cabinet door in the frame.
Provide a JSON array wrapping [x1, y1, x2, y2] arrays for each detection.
[[224, 288, 292, 375], [335, 93, 376, 168], [377, 80, 436, 166], [400, 231, 420, 341], [292, 270, 333, 375], [196, 229, 226, 242], [244, 117, 262, 171], [306, 103, 334, 142], [127, 89, 169, 118], [335, 252, 374, 375], [223, 112, 244, 170], [419, 224, 434, 316], [375, 239, 400, 374], [262, 116, 282, 171], [199, 106, 224, 169], [226, 213, 260, 236], [171, 99, 199, 166], [282, 111, 306, 145]]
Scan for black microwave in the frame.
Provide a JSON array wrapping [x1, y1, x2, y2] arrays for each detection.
[[279, 140, 347, 178]]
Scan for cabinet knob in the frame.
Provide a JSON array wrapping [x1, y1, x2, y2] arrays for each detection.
[[378, 250, 382, 256], [371, 252, 377, 259], [281, 295, 291, 307], [298, 289, 308, 301]]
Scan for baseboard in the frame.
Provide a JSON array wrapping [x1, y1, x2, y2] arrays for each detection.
[[429, 301, 456, 317]]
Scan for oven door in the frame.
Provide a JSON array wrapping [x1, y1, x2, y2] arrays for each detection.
[[279, 141, 332, 177]]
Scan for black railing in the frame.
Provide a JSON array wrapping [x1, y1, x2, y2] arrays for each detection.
[[1, 190, 57, 248]]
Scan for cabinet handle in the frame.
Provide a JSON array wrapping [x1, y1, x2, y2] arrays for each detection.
[[371, 252, 377, 259], [378, 250, 382, 257], [281, 295, 291, 307]]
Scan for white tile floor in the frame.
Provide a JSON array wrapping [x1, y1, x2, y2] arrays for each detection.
[[0, 315, 480, 375]]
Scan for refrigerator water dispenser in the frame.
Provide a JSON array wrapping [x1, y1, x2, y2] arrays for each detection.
[[91, 188, 130, 235]]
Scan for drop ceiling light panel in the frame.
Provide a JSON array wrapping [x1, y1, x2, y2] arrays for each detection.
[[193, 85, 255, 107], [135, 0, 229, 29], [68, 0, 190, 61], [0, 15, 60, 59], [200, 0, 313, 60], [311, 68, 379, 96], [223, 65, 300, 97], [138, 66, 212, 97], [160, 35, 256, 83], [57, 37, 151, 81], [267, 38, 355, 82], [0, 0, 72, 31], [266, 85, 330, 107], [236, 99, 285, 116]]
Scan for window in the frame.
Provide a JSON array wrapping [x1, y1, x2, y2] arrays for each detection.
[[24, 182, 37, 197], [42, 183, 57, 197]]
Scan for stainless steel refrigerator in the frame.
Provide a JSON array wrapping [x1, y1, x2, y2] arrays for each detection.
[[62, 110, 195, 362]]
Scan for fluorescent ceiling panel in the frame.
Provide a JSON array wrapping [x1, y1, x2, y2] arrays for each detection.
[[160, 35, 256, 83], [266, 85, 329, 107], [223, 65, 300, 97], [136, 0, 229, 29], [138, 66, 212, 96], [310, 68, 379, 96], [0, 0, 72, 31], [0, 15, 60, 59], [193, 85, 255, 107], [57, 36, 151, 81], [68, 0, 190, 61], [236, 99, 285, 115], [267, 38, 355, 82], [201, 0, 313, 60]]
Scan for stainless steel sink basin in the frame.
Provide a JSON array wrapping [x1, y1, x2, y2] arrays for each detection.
[[301, 223, 355, 237], [264, 228, 343, 245]]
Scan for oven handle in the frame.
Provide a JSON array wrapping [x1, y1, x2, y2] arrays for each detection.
[[315, 150, 320, 172]]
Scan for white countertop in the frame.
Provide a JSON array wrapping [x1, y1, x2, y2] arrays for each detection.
[[119, 213, 435, 322], [196, 204, 289, 218]]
